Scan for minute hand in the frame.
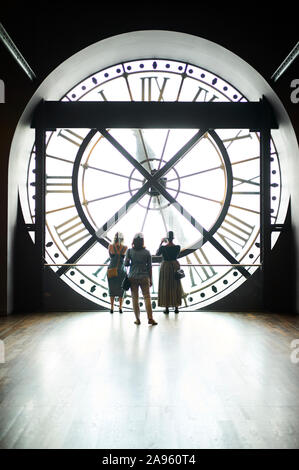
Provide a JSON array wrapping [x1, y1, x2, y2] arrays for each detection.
[[98, 129, 248, 277], [154, 129, 207, 179], [98, 128, 207, 182]]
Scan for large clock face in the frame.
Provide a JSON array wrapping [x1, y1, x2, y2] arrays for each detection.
[[26, 58, 282, 310]]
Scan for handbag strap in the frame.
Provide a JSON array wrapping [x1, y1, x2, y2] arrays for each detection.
[[109, 244, 126, 269], [110, 244, 126, 255]]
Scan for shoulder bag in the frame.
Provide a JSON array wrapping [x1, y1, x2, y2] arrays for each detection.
[[175, 269, 185, 280], [121, 275, 131, 291], [107, 245, 124, 279]]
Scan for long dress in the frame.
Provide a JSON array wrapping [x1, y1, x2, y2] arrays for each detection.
[[156, 244, 183, 307], [107, 244, 127, 298]]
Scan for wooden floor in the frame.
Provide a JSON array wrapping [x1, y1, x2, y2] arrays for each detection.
[[0, 309, 299, 449]]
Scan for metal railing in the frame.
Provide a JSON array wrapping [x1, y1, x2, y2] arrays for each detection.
[[44, 263, 261, 267]]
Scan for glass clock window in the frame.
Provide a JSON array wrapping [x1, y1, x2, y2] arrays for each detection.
[[26, 59, 282, 311]]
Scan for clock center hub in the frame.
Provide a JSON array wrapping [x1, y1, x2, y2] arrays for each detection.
[[148, 169, 167, 196], [128, 158, 181, 210]]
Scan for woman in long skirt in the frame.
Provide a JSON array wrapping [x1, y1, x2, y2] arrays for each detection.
[[107, 232, 127, 313], [156, 231, 183, 314]]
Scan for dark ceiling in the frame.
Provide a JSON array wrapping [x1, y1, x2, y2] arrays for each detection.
[[0, 3, 298, 131]]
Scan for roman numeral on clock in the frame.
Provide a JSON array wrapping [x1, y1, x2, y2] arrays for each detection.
[[186, 248, 217, 287], [233, 175, 260, 195], [140, 76, 169, 101], [57, 129, 85, 147], [217, 213, 255, 257], [98, 90, 108, 101], [46, 175, 72, 194], [223, 130, 253, 149], [192, 85, 218, 102], [54, 215, 90, 250]]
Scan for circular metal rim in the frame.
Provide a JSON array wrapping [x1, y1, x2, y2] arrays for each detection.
[[8, 30, 297, 311]]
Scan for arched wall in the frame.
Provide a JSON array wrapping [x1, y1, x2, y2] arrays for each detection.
[[7, 30, 299, 313]]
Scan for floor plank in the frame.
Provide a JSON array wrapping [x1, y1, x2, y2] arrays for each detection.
[[0, 310, 299, 449]]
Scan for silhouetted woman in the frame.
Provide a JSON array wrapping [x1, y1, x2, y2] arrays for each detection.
[[156, 231, 183, 314], [125, 233, 157, 325], [107, 232, 127, 313]]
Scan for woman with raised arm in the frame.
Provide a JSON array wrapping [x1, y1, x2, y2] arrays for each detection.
[[156, 231, 183, 314]]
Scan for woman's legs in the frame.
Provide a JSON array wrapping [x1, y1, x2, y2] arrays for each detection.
[[130, 279, 140, 322], [110, 296, 114, 313], [130, 278, 157, 325], [140, 278, 157, 324]]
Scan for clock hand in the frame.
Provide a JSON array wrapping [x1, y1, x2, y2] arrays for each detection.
[[97, 128, 214, 251], [141, 196, 153, 232], [157, 129, 170, 170], [98, 128, 207, 183], [135, 129, 154, 173], [155, 129, 187, 245], [133, 129, 171, 233], [156, 195, 169, 234], [154, 129, 207, 180], [99, 128, 207, 247], [71, 129, 234, 270], [98, 128, 153, 182], [74, 129, 236, 273]]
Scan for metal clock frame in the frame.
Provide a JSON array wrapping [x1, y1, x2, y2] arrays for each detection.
[[32, 98, 278, 310]]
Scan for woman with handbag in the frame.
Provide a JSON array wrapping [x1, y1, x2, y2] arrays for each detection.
[[156, 231, 183, 314], [107, 232, 127, 313], [124, 233, 157, 326]]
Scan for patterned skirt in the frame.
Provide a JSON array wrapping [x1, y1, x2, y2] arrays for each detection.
[[158, 260, 183, 307]]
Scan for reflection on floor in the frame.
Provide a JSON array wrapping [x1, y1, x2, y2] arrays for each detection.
[[0, 310, 299, 449]]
